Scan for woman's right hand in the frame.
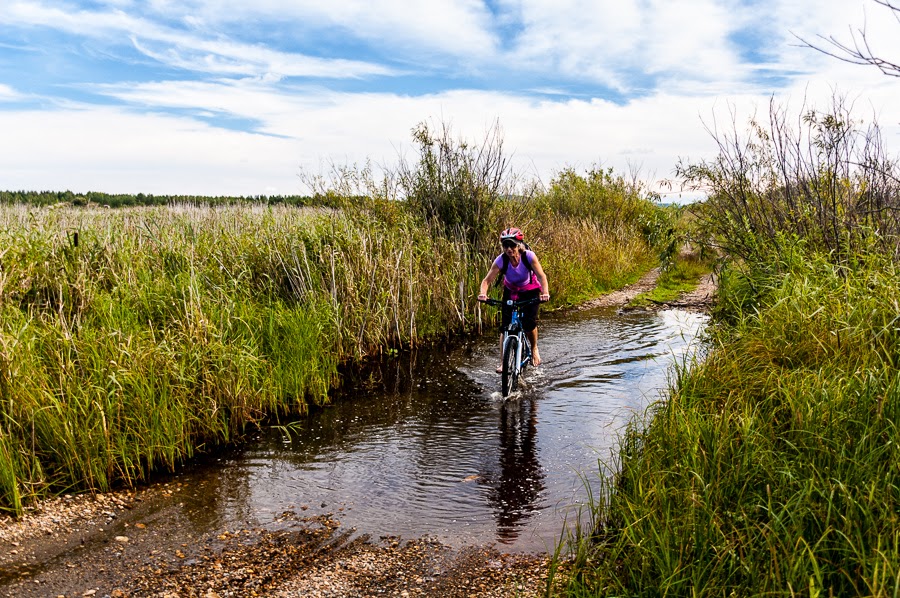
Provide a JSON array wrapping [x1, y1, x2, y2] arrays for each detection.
[[477, 293, 488, 301]]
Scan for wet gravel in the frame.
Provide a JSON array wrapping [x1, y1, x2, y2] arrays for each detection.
[[0, 485, 565, 597]]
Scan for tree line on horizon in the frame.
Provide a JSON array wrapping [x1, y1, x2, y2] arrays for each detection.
[[0, 190, 321, 208]]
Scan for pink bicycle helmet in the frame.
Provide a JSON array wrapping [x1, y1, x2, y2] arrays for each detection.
[[500, 227, 524, 242]]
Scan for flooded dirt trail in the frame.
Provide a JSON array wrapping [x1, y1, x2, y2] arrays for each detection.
[[1, 292, 710, 597]]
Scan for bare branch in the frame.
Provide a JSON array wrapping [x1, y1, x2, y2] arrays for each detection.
[[794, 1, 900, 77]]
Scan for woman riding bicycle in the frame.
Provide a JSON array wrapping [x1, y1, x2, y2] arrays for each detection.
[[477, 227, 550, 371]]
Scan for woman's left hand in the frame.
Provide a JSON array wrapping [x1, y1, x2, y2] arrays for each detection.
[[540, 293, 550, 302]]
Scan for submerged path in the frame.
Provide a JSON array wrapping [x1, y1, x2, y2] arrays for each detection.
[[0, 275, 716, 597]]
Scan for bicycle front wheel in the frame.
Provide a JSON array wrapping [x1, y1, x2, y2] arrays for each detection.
[[502, 336, 519, 396]]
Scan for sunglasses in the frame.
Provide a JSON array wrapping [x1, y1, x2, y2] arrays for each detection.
[[501, 240, 518, 249]]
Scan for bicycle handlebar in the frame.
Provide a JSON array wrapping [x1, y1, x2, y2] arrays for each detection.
[[478, 296, 543, 308]]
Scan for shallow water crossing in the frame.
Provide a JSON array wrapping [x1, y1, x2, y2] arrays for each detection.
[[170, 307, 707, 554]]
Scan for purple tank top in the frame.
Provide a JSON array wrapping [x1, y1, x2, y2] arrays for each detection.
[[494, 250, 542, 292]]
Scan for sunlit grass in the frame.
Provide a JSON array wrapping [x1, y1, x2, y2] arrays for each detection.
[[565, 97, 900, 595]]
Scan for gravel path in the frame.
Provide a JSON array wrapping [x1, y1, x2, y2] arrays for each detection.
[[578, 268, 716, 313], [0, 485, 562, 597], [577, 267, 663, 310]]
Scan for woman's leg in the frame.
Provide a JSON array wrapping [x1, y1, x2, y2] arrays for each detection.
[[521, 290, 541, 366], [527, 327, 540, 366]]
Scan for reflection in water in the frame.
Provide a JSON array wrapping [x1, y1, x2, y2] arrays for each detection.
[[487, 398, 545, 543], [138, 308, 707, 553]]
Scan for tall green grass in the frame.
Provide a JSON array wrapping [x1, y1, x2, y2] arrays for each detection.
[[522, 166, 664, 304], [568, 253, 900, 595], [0, 205, 350, 505], [0, 185, 657, 514]]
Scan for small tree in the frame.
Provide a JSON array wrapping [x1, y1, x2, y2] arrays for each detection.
[[397, 119, 511, 250]]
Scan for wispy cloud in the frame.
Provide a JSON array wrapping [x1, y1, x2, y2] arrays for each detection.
[[2, 1, 397, 79], [500, 0, 751, 92], [91, 78, 319, 130], [154, 0, 501, 58], [128, 36, 397, 79]]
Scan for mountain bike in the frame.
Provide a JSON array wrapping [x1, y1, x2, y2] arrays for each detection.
[[479, 297, 541, 397]]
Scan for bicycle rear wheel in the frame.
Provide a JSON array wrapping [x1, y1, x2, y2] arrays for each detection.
[[502, 336, 519, 396]]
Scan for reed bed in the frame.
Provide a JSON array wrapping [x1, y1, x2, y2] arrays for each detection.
[[565, 251, 900, 595], [0, 195, 655, 514]]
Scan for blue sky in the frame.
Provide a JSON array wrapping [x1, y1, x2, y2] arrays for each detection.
[[1, 0, 898, 198]]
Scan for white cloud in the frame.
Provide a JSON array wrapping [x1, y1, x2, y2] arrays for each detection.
[[0, 88, 771, 196], [504, 0, 750, 90], [766, 0, 900, 76], [506, 0, 640, 88], [0, 107, 301, 195], [639, 0, 740, 78], [1, 0, 899, 198], [3, 78, 899, 198], [128, 36, 395, 79]]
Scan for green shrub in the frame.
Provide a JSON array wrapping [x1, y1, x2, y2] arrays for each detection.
[[681, 96, 900, 267]]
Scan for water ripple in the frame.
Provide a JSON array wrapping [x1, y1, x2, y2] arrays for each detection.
[[163, 308, 708, 552]]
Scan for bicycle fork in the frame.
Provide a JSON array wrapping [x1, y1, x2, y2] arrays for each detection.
[[504, 331, 527, 374], [520, 334, 531, 368]]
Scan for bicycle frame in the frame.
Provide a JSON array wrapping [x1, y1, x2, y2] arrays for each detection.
[[504, 310, 531, 375], [479, 296, 540, 396]]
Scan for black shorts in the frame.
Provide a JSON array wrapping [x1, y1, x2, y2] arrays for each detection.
[[500, 288, 540, 333]]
